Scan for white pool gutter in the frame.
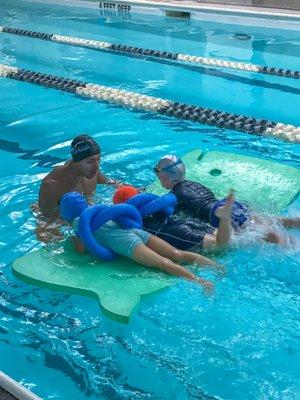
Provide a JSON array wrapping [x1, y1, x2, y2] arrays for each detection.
[[0, 371, 42, 400], [106, 0, 300, 19], [25, 0, 300, 30]]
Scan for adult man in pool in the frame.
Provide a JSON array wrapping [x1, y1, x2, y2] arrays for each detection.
[[36, 134, 118, 241]]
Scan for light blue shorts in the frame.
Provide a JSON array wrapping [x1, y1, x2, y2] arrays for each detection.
[[74, 218, 151, 258], [94, 221, 151, 258]]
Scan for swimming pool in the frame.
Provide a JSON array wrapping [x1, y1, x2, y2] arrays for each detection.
[[0, 0, 300, 399]]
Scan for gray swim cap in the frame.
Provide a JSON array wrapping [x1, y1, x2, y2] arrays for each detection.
[[154, 155, 186, 181]]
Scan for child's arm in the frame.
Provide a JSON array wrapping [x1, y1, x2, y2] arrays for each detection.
[[214, 190, 234, 247], [132, 244, 214, 295], [203, 190, 234, 251], [72, 236, 87, 254]]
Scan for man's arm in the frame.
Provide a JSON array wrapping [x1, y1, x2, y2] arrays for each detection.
[[97, 171, 109, 184], [72, 236, 86, 253], [97, 171, 121, 186], [35, 218, 63, 243], [38, 180, 61, 217]]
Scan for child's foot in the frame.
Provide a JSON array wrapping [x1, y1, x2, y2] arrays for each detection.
[[196, 278, 214, 295], [293, 217, 300, 228], [281, 217, 300, 229]]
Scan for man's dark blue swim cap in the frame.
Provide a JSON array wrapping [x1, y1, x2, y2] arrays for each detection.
[[71, 134, 100, 163]]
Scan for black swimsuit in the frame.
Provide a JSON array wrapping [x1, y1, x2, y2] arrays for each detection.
[[143, 180, 217, 250], [171, 180, 217, 221]]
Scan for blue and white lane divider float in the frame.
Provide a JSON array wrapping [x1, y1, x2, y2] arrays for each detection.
[[0, 26, 299, 79], [0, 64, 299, 143]]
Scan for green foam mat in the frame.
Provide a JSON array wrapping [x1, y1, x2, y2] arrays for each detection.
[[12, 241, 173, 323], [152, 150, 300, 214], [13, 150, 299, 322]]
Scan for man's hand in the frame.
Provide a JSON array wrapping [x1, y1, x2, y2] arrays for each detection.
[[106, 179, 123, 187]]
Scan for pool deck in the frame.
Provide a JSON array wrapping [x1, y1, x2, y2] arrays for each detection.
[[142, 0, 300, 10], [0, 372, 42, 400], [0, 387, 18, 400], [0, 386, 40, 400], [121, 0, 300, 16]]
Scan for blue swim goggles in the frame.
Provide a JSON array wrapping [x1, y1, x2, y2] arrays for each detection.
[[153, 158, 183, 175]]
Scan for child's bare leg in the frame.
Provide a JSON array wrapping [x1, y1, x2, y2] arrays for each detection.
[[253, 213, 300, 230], [132, 243, 213, 294], [241, 218, 290, 246], [147, 235, 215, 265], [132, 243, 194, 279], [263, 229, 296, 246], [253, 215, 293, 245], [214, 191, 234, 247], [276, 217, 300, 229], [146, 235, 223, 274], [263, 231, 285, 244]]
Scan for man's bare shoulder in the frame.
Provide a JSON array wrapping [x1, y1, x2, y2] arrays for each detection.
[[39, 165, 69, 199], [42, 165, 67, 183]]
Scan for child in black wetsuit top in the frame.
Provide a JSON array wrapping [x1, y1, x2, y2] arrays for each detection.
[[154, 155, 248, 229], [152, 155, 300, 247]]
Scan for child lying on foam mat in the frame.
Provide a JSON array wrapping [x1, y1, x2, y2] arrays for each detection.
[[114, 182, 236, 252], [60, 192, 233, 294], [140, 155, 300, 249]]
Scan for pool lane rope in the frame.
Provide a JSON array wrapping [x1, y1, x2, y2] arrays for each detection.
[[0, 26, 299, 79], [0, 64, 299, 143]]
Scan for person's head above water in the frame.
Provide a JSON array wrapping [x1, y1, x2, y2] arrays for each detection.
[[71, 134, 100, 162], [70, 134, 101, 179], [154, 155, 186, 189]]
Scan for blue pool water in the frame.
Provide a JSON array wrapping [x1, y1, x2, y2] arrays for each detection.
[[0, 0, 300, 399]]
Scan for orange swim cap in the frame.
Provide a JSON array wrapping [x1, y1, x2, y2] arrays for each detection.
[[113, 185, 139, 204]]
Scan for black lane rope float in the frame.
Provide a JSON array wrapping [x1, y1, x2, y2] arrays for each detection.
[[0, 64, 299, 142], [0, 26, 299, 79]]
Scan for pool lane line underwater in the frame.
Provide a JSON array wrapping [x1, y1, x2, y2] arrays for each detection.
[[0, 138, 64, 167], [0, 26, 299, 79], [1, 64, 299, 142], [2, 28, 298, 96]]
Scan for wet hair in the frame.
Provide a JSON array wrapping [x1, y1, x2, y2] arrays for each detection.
[[71, 134, 100, 163], [154, 155, 186, 182]]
